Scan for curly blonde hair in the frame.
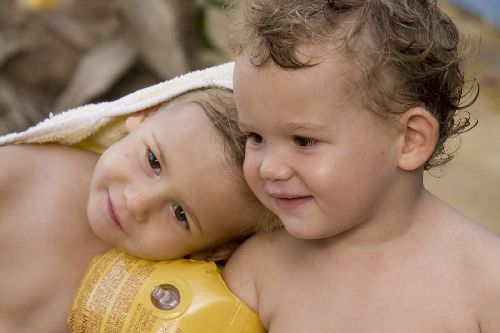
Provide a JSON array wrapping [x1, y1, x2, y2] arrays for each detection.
[[228, 0, 478, 169]]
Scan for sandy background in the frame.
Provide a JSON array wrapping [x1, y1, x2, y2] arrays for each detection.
[[423, 3, 500, 235]]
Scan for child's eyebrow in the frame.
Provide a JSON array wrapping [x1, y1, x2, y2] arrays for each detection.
[[286, 122, 329, 132], [152, 133, 203, 234], [152, 133, 167, 169], [236, 119, 249, 130]]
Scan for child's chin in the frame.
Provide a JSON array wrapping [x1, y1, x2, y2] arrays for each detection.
[[88, 218, 115, 244], [282, 222, 326, 240]]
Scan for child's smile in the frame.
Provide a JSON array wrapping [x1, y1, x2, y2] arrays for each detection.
[[235, 52, 402, 241], [87, 101, 260, 260], [272, 195, 313, 210], [107, 192, 125, 232]]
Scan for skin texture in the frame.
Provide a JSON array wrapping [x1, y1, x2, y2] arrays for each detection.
[[223, 52, 500, 333], [0, 102, 259, 333]]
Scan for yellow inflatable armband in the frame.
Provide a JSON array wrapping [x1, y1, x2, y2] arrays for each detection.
[[68, 248, 265, 333]]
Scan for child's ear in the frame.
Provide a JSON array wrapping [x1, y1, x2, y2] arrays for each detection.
[[124, 106, 159, 133], [125, 113, 146, 133], [397, 107, 439, 171]]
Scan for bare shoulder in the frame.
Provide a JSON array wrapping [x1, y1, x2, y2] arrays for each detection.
[[1, 144, 90, 207], [426, 194, 500, 266], [0, 145, 49, 205], [0, 144, 97, 189], [453, 213, 500, 269], [451, 215, 500, 332], [0, 144, 37, 183], [225, 228, 291, 276], [224, 228, 289, 311], [0, 143, 98, 227]]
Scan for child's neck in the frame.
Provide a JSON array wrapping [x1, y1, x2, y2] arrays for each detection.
[[318, 186, 438, 257]]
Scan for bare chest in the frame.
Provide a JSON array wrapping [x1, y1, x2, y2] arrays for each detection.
[[258, 256, 479, 333]]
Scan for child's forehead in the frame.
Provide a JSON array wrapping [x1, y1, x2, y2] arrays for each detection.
[[142, 103, 216, 141], [155, 98, 195, 115], [236, 49, 354, 99], [151, 100, 206, 120]]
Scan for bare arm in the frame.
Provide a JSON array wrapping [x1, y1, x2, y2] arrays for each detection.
[[0, 143, 104, 333], [223, 234, 263, 312]]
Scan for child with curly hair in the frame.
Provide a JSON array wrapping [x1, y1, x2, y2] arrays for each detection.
[[224, 1, 500, 332]]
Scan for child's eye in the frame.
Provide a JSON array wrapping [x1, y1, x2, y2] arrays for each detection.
[[246, 133, 263, 145], [172, 203, 190, 230], [293, 136, 318, 148], [146, 148, 161, 173]]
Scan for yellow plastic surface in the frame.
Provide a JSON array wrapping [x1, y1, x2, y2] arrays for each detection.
[[68, 248, 265, 333]]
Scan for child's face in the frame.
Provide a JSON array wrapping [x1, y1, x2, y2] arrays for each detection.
[[234, 52, 402, 240], [87, 102, 254, 260]]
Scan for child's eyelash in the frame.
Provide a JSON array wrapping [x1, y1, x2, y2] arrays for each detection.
[[292, 136, 318, 147], [245, 132, 263, 145], [146, 147, 161, 171], [172, 203, 190, 230]]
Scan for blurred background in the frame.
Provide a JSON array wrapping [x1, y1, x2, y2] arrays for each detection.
[[0, 0, 498, 234], [424, 0, 500, 235], [0, 0, 231, 133]]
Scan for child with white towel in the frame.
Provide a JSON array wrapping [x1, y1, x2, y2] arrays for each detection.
[[0, 63, 277, 332]]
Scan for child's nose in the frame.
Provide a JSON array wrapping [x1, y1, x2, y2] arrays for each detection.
[[259, 149, 293, 181], [124, 184, 162, 222]]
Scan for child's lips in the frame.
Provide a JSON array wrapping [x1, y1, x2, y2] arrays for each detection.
[[107, 195, 124, 231], [270, 194, 313, 210]]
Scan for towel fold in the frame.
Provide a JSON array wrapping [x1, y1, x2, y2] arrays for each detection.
[[0, 62, 234, 149]]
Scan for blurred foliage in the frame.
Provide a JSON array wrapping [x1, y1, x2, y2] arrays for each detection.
[[0, 0, 231, 135]]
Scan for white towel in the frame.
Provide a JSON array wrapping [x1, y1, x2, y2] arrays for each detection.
[[0, 62, 234, 149]]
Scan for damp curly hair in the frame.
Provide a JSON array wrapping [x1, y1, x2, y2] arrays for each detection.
[[228, 0, 478, 169]]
